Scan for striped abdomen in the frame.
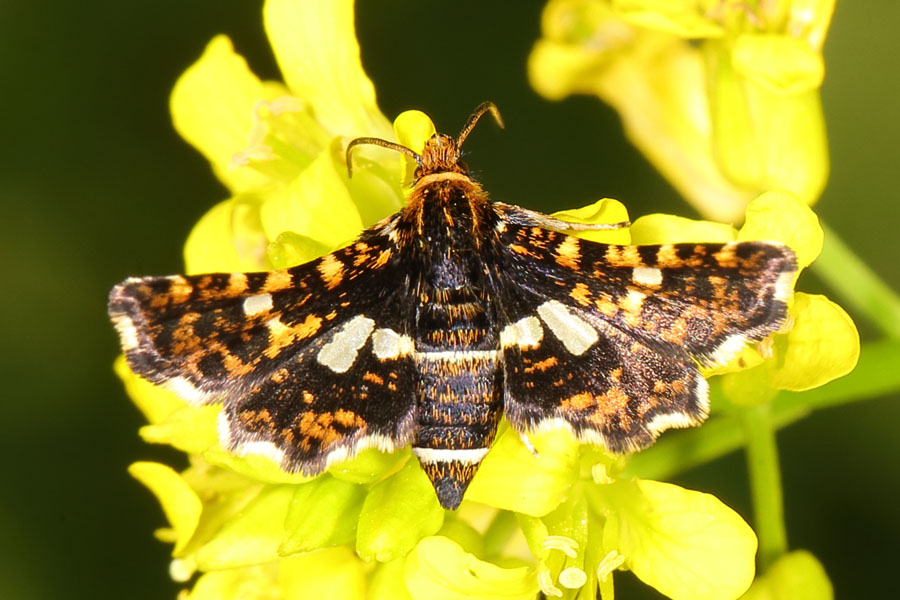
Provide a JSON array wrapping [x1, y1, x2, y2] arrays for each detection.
[[412, 284, 502, 509]]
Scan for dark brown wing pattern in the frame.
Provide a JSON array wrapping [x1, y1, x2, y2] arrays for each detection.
[[109, 229, 418, 473], [492, 209, 795, 452]]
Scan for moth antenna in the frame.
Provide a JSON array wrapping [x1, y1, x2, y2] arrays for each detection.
[[345, 137, 420, 178], [457, 101, 504, 148]]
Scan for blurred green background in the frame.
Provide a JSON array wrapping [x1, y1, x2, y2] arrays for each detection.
[[1, 1, 897, 598]]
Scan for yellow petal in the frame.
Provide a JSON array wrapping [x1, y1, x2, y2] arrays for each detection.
[[395, 110, 437, 185], [612, 0, 724, 38], [263, 0, 391, 138], [139, 405, 220, 454], [183, 194, 269, 274], [128, 462, 203, 555], [200, 445, 313, 485], [599, 479, 757, 600], [195, 485, 294, 569], [707, 41, 829, 206], [370, 558, 414, 600], [279, 476, 365, 554], [114, 355, 185, 424], [185, 566, 279, 600], [404, 536, 538, 600], [395, 110, 437, 155], [739, 550, 833, 600], [738, 191, 823, 270], [171, 36, 285, 193], [732, 34, 824, 94], [465, 427, 579, 517], [553, 198, 632, 245], [356, 458, 445, 563], [629, 213, 737, 245], [258, 147, 363, 253], [279, 548, 367, 600], [767, 293, 859, 392]]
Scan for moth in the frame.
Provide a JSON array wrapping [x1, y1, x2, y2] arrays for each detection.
[[109, 103, 796, 509]]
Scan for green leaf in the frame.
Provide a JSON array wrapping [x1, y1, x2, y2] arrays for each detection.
[[597, 479, 757, 600], [739, 550, 833, 600], [404, 536, 539, 600], [356, 458, 444, 562], [279, 475, 365, 554], [128, 462, 202, 555]]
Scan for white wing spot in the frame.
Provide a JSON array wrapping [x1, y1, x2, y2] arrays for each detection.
[[316, 315, 375, 373], [622, 289, 647, 313], [242, 293, 273, 316], [112, 314, 139, 351], [537, 300, 598, 356], [500, 316, 543, 349], [632, 266, 663, 286], [371, 328, 414, 360]]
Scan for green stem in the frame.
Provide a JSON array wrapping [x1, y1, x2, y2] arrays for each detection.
[[812, 221, 900, 339], [741, 404, 787, 571]]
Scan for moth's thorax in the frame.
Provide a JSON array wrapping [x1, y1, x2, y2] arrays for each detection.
[[402, 172, 496, 252]]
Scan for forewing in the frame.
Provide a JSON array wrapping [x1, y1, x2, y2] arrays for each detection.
[[109, 230, 417, 473], [497, 221, 796, 366]]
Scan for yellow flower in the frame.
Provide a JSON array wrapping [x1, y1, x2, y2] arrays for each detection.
[[529, 0, 834, 222], [114, 2, 857, 599]]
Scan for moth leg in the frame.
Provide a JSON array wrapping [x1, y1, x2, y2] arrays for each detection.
[[493, 202, 630, 232]]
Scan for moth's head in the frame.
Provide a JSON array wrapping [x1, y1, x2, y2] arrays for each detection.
[[416, 134, 464, 177], [345, 102, 503, 180]]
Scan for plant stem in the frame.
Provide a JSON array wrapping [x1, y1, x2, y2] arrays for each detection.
[[812, 221, 900, 339], [741, 403, 787, 571]]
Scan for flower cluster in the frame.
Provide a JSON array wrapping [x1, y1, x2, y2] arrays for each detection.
[[529, 0, 834, 223], [116, 1, 856, 599]]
